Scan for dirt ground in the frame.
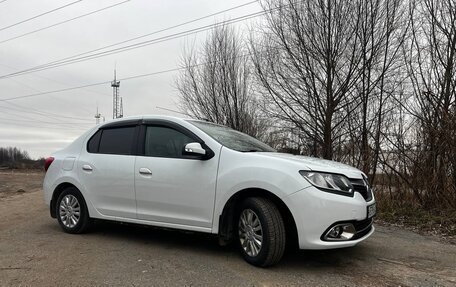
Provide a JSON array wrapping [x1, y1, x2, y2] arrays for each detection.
[[0, 170, 43, 199], [0, 171, 455, 287]]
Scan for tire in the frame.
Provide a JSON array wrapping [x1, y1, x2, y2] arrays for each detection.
[[56, 187, 91, 234], [236, 197, 286, 267]]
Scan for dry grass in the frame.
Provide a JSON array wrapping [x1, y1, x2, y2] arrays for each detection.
[[375, 188, 456, 240]]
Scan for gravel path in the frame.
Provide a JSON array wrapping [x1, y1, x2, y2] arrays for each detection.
[[0, 173, 455, 286]]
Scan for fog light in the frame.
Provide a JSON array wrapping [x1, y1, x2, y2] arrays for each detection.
[[324, 223, 356, 241]]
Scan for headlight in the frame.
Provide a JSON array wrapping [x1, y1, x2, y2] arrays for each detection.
[[299, 171, 354, 196]]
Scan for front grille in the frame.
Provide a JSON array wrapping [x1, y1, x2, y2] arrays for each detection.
[[350, 178, 373, 202]]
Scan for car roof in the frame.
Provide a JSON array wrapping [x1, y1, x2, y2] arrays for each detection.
[[98, 115, 189, 128], [96, 115, 224, 131]]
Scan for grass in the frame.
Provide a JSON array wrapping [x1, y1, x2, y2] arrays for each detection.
[[375, 189, 456, 240]]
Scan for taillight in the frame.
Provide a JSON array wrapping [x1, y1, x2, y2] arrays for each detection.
[[44, 157, 55, 172]]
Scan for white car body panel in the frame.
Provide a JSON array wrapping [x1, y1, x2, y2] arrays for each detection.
[[43, 115, 375, 249], [283, 185, 375, 249], [134, 153, 219, 228], [211, 148, 312, 233], [77, 153, 136, 218]]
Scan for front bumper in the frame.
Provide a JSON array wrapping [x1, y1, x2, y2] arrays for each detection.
[[283, 186, 375, 249]]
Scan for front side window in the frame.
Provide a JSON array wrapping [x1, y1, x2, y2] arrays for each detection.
[[187, 120, 276, 153], [98, 126, 136, 155], [145, 126, 195, 158]]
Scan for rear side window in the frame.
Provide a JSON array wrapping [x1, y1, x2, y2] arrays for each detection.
[[98, 126, 136, 155], [87, 130, 102, 153], [145, 126, 194, 158]]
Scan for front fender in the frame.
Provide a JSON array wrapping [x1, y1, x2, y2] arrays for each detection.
[[211, 148, 309, 233]]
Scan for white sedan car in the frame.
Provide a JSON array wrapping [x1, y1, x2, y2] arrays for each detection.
[[43, 115, 375, 267]]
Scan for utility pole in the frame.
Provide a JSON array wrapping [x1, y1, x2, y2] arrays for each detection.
[[119, 97, 124, 118], [111, 69, 122, 119], [95, 106, 101, 125]]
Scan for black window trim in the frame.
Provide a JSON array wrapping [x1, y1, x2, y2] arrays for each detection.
[[138, 119, 214, 160], [101, 119, 142, 129]]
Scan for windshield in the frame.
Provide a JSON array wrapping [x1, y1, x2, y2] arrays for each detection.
[[188, 120, 276, 152]]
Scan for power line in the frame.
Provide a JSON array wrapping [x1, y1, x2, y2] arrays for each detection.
[[0, 101, 93, 121], [31, 0, 259, 65], [0, 62, 110, 98], [0, 2, 282, 104], [0, 2, 264, 119], [0, 62, 104, 117], [0, 113, 93, 128], [0, 52, 254, 102], [0, 17, 263, 79], [0, 0, 131, 45], [0, 80, 94, 120], [0, 100, 94, 126], [0, 120, 90, 131], [0, 0, 257, 75], [0, 116, 92, 125], [156, 106, 191, 117], [2, 0, 257, 49], [0, 80, 111, 101], [0, 0, 84, 32], [0, 1, 260, 119], [0, 107, 94, 128], [0, 67, 184, 102], [0, 10, 266, 79], [0, 4, 268, 80]]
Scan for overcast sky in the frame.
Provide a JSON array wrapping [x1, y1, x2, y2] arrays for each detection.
[[0, 0, 261, 158]]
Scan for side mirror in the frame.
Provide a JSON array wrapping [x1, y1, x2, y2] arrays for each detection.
[[184, 142, 206, 156]]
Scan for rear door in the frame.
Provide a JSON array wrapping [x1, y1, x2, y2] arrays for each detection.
[[134, 122, 219, 229], [78, 123, 139, 219]]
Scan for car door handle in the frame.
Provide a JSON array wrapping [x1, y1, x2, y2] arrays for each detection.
[[82, 164, 93, 171], [139, 168, 152, 175]]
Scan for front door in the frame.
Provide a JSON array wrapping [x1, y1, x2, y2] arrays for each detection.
[[134, 124, 219, 229]]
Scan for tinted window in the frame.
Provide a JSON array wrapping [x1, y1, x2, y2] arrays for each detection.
[[98, 126, 136, 155], [188, 120, 276, 152], [87, 130, 102, 153], [145, 126, 194, 158]]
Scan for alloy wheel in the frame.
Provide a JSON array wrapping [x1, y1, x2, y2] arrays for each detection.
[[238, 209, 263, 257], [59, 194, 81, 228]]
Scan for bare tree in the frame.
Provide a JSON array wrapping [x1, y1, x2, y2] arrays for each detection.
[[251, 0, 410, 181], [175, 0, 456, 211], [348, 0, 409, 181], [251, 0, 365, 159], [0, 147, 30, 163], [397, 0, 456, 208], [176, 24, 267, 138]]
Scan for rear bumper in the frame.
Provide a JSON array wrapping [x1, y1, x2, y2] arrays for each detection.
[[283, 186, 375, 249]]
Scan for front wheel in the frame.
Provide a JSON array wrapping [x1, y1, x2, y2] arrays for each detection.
[[56, 187, 91, 234], [236, 197, 286, 267]]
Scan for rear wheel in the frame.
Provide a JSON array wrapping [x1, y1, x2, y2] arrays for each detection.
[[56, 187, 91, 234], [236, 197, 286, 267]]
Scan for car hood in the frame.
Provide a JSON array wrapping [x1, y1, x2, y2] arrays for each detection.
[[255, 152, 364, 179]]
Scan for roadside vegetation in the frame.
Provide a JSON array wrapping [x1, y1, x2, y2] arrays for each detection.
[[176, 0, 456, 237], [0, 146, 44, 169]]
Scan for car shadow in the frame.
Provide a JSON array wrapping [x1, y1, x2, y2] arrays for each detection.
[[81, 220, 372, 270], [90, 220, 227, 252]]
